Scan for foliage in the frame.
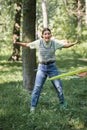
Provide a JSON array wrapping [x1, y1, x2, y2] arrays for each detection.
[[0, 0, 86, 43], [0, 40, 87, 130], [0, 0, 14, 45], [37, 0, 86, 42]]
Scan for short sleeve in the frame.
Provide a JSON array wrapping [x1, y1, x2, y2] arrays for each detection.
[[28, 39, 40, 49], [54, 40, 66, 50]]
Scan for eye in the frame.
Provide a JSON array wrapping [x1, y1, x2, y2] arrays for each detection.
[[44, 33, 51, 35]]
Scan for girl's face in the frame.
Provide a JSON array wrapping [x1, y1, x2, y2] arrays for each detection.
[[42, 30, 52, 43]]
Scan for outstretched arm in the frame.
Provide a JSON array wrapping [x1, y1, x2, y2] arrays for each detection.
[[14, 42, 30, 48], [63, 40, 78, 48]]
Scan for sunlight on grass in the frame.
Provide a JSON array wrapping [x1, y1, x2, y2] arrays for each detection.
[[0, 60, 22, 83], [68, 118, 84, 129], [0, 109, 6, 116]]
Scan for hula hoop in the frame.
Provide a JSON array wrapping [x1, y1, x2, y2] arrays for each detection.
[[49, 68, 87, 80]]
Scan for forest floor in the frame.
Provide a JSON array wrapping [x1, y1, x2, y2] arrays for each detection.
[[0, 42, 87, 130]]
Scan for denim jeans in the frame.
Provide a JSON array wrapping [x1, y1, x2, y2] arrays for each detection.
[[31, 63, 64, 108]]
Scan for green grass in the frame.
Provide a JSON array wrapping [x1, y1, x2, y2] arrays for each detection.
[[0, 42, 87, 130]]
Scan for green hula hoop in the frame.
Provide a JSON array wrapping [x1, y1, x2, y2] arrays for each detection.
[[49, 68, 87, 80]]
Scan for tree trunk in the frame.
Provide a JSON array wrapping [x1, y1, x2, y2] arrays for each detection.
[[77, 0, 82, 40], [8, 3, 21, 61], [22, 0, 37, 91], [85, 0, 87, 25], [42, 0, 48, 28]]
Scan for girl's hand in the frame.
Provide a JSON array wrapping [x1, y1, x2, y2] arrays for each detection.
[[77, 72, 87, 77], [72, 40, 78, 45]]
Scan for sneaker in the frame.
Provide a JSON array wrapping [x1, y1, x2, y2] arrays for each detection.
[[60, 102, 68, 111], [30, 107, 35, 113]]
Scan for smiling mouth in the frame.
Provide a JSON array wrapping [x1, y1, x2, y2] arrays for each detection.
[[45, 38, 50, 40]]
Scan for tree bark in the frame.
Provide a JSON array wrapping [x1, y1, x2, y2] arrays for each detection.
[[8, 3, 21, 61], [85, 0, 87, 25], [22, 0, 37, 91], [42, 0, 48, 28], [77, 0, 82, 40]]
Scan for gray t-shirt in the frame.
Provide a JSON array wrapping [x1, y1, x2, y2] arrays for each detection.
[[28, 39, 65, 62]]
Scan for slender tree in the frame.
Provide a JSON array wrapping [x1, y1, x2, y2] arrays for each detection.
[[8, 2, 22, 61], [85, 0, 87, 25], [42, 0, 48, 28], [76, 0, 83, 40], [63, 0, 84, 41], [22, 0, 37, 91]]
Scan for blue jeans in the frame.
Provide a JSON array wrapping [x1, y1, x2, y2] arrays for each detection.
[[31, 63, 64, 108]]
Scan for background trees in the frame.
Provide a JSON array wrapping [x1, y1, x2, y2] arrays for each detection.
[[37, 0, 85, 41], [8, 2, 22, 61], [0, 0, 86, 42]]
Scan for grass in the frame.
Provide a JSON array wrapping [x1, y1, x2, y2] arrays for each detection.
[[0, 41, 87, 130]]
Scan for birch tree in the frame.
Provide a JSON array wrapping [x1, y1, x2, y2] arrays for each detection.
[[42, 0, 48, 28], [85, 0, 87, 25]]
